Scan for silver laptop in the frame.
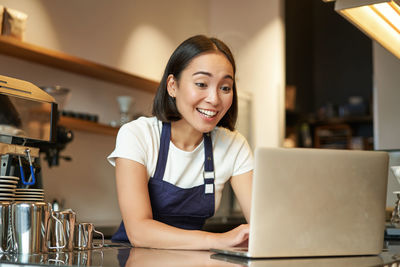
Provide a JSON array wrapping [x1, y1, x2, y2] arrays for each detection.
[[211, 147, 389, 258]]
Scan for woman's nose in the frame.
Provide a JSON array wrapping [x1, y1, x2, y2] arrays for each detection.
[[205, 88, 220, 105]]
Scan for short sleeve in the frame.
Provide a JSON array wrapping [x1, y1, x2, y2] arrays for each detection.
[[232, 133, 254, 176], [107, 121, 147, 167]]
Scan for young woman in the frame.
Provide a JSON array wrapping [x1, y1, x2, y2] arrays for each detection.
[[108, 35, 253, 250]]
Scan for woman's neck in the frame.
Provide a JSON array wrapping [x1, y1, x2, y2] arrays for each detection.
[[170, 120, 203, 152]]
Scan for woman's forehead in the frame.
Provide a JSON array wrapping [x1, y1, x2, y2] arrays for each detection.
[[184, 52, 234, 76]]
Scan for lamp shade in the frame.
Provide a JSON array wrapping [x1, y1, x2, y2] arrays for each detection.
[[335, 0, 400, 59]]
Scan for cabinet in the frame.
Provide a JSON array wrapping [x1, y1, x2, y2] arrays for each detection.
[[0, 36, 159, 135], [314, 124, 352, 149], [309, 116, 373, 150], [285, 113, 373, 150]]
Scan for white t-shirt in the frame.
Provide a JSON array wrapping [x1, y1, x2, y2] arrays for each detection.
[[107, 116, 253, 210]]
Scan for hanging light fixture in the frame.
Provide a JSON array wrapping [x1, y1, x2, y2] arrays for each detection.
[[326, 0, 400, 59]]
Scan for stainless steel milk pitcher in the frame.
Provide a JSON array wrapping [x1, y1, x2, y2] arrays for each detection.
[[11, 202, 66, 254], [49, 209, 76, 252], [74, 223, 104, 250], [0, 201, 12, 253]]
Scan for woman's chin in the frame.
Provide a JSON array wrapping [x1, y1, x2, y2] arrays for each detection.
[[196, 123, 218, 134]]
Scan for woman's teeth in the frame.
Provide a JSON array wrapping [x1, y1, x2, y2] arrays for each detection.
[[197, 108, 217, 118]]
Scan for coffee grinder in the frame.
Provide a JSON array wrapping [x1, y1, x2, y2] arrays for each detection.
[[0, 74, 71, 188]]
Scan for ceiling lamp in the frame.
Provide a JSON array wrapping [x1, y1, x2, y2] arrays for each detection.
[[327, 0, 400, 59]]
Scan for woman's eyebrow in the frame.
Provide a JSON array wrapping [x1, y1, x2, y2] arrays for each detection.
[[193, 71, 212, 77], [193, 71, 234, 81]]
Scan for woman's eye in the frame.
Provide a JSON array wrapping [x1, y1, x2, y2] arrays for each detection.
[[220, 86, 232, 92], [195, 82, 207, 88]]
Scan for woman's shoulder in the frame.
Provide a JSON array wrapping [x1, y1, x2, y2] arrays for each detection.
[[118, 116, 161, 138], [120, 116, 160, 131]]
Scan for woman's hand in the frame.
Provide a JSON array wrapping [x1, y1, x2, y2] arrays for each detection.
[[208, 224, 250, 249]]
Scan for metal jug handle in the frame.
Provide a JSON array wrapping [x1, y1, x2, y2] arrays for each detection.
[[46, 211, 66, 250], [92, 228, 104, 249], [8, 205, 18, 253], [6, 218, 14, 252]]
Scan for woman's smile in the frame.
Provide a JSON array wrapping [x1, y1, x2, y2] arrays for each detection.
[[196, 108, 218, 118]]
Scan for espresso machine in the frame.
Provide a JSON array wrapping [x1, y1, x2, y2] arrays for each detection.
[[0, 74, 71, 188]]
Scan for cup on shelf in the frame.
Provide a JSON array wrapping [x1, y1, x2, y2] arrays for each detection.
[[117, 96, 134, 126], [40, 86, 71, 111]]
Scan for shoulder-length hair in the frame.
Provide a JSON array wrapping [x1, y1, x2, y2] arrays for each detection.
[[152, 35, 238, 131]]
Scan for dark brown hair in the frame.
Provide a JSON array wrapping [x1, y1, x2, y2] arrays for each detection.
[[152, 35, 238, 131]]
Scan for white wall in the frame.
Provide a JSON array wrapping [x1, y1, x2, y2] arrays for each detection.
[[0, 0, 285, 227], [373, 42, 400, 208], [209, 0, 285, 148]]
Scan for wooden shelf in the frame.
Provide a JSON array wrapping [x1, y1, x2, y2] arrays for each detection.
[[58, 116, 118, 136], [0, 36, 159, 93]]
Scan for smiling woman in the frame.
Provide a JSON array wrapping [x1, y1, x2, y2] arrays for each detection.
[[107, 35, 253, 250], [166, 52, 234, 141]]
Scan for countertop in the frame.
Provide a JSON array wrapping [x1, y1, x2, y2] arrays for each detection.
[[2, 240, 400, 266]]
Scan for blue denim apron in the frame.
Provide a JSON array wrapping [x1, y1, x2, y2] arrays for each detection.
[[112, 122, 215, 242]]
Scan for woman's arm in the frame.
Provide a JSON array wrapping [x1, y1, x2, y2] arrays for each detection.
[[115, 157, 249, 250], [230, 170, 253, 222]]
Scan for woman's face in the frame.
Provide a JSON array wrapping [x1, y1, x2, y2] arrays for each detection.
[[167, 52, 234, 133]]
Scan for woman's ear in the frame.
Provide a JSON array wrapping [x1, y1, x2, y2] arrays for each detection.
[[166, 74, 176, 98]]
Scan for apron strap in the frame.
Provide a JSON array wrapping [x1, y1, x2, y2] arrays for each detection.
[[203, 132, 215, 194], [153, 122, 171, 180]]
